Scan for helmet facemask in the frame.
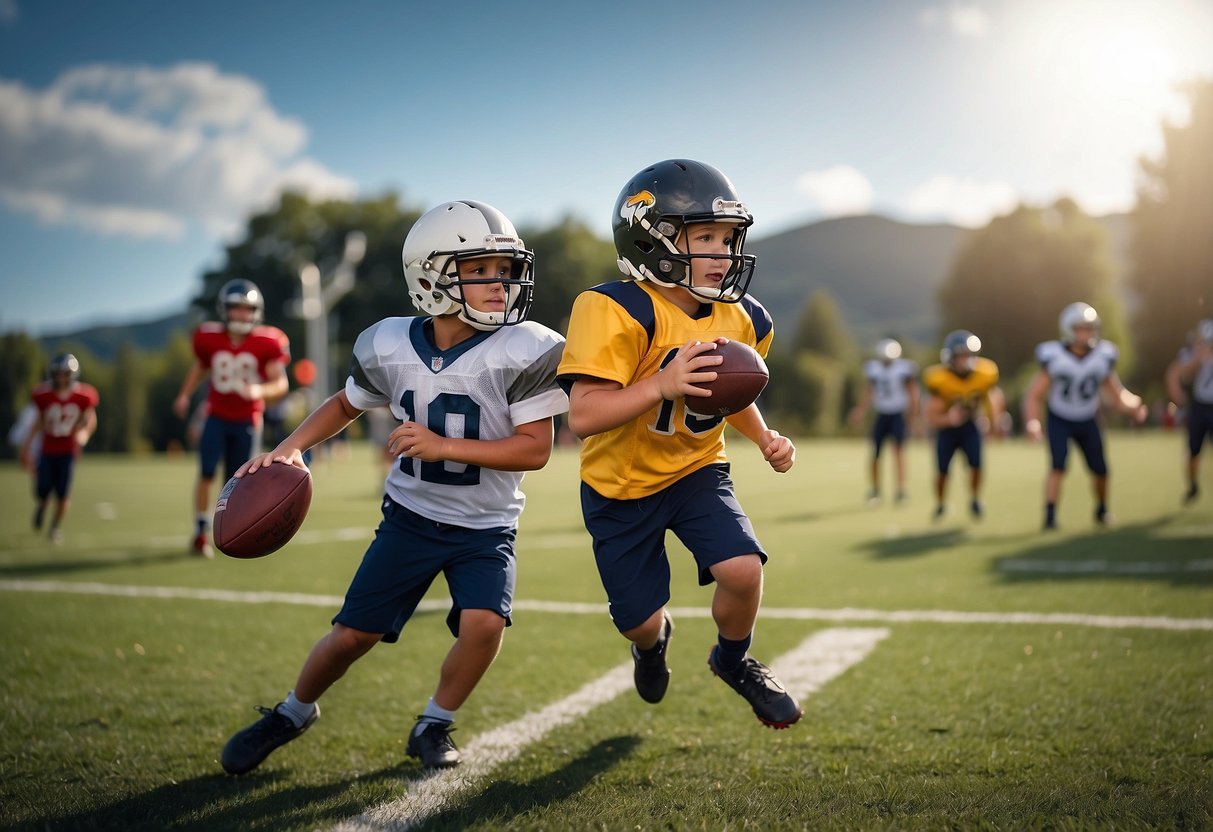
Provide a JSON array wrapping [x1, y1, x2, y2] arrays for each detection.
[[410, 235, 535, 332], [618, 199, 756, 304], [217, 279, 265, 335]]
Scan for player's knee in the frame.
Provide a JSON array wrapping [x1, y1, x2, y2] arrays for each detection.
[[458, 609, 507, 645], [329, 623, 382, 656], [711, 554, 763, 593]]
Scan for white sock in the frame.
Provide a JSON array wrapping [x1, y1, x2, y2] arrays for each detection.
[[278, 690, 318, 728], [414, 698, 455, 735]]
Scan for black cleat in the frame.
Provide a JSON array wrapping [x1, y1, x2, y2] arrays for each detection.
[[1042, 519, 1059, 532], [932, 505, 946, 522], [969, 500, 983, 520], [32, 507, 44, 531], [708, 647, 803, 729], [221, 703, 316, 775], [631, 612, 674, 704], [1094, 508, 1114, 527], [406, 718, 460, 768], [1184, 484, 1199, 505]]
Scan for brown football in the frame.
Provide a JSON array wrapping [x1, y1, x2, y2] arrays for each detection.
[[213, 462, 312, 559], [694, 340, 770, 416]]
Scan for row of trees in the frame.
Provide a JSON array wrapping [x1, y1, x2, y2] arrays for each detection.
[[3, 81, 1210, 454]]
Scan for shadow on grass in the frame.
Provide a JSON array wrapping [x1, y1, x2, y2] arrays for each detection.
[[420, 735, 640, 830], [856, 529, 969, 560], [990, 516, 1213, 586], [0, 550, 187, 577], [0, 737, 640, 832], [0, 768, 372, 832]]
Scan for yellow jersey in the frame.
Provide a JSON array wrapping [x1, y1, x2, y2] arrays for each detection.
[[557, 280, 774, 500], [922, 358, 1000, 422]]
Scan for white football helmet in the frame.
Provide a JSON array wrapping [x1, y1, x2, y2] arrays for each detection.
[[1059, 302, 1100, 347], [1196, 319, 1213, 344], [402, 201, 534, 331], [875, 338, 902, 362]]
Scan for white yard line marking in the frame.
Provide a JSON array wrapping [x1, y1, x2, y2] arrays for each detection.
[[330, 662, 635, 832], [772, 627, 889, 701], [1, 579, 1211, 631], [330, 627, 885, 832]]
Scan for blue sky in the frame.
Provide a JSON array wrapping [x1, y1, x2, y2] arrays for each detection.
[[1, 0, 1211, 335]]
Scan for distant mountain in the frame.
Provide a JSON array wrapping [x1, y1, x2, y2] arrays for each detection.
[[39, 311, 194, 362], [747, 212, 1132, 349], [34, 214, 1133, 360], [748, 216, 969, 347]]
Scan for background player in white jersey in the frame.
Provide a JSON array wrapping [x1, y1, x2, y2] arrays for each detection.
[[1023, 302, 1148, 530], [218, 201, 567, 774], [848, 338, 919, 504], [1173, 319, 1213, 503]]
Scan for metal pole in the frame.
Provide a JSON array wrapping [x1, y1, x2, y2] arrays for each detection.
[[294, 232, 366, 406]]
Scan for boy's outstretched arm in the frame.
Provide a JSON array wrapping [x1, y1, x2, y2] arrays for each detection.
[[240, 390, 363, 475], [726, 405, 796, 473], [388, 417, 555, 472]]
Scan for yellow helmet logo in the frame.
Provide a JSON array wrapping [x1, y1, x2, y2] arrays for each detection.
[[620, 190, 656, 226]]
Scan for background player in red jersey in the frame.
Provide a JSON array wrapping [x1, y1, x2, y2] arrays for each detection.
[[173, 279, 290, 557], [20, 354, 100, 543]]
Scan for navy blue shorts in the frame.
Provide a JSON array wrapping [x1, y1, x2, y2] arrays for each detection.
[[36, 453, 75, 500], [580, 463, 766, 633], [333, 496, 516, 641], [872, 412, 907, 457], [1047, 414, 1107, 475], [199, 416, 260, 481], [1188, 402, 1213, 457], [936, 421, 981, 475]]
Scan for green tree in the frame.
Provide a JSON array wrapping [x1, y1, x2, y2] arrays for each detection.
[[0, 333, 46, 458], [790, 290, 856, 362], [110, 344, 150, 453], [767, 290, 857, 434], [519, 216, 619, 332], [196, 192, 421, 395], [145, 333, 198, 452], [937, 199, 1122, 378], [1131, 78, 1213, 390]]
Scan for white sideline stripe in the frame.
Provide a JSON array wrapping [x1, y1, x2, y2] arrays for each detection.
[[1, 580, 1211, 631], [331, 627, 882, 831]]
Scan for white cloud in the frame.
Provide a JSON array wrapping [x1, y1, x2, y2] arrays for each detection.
[[902, 175, 1018, 227], [795, 165, 874, 217], [0, 0, 17, 25], [0, 62, 356, 240], [920, 2, 990, 38]]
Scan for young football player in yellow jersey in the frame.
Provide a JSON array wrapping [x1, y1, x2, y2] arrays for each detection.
[[557, 159, 802, 729], [922, 330, 1005, 520]]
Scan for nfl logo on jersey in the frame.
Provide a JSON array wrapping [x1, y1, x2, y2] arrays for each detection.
[[431, 356, 444, 372]]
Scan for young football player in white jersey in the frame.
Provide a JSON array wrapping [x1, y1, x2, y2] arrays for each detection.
[[1023, 302, 1148, 530], [558, 159, 802, 730], [1174, 319, 1213, 503], [218, 201, 568, 774], [848, 338, 919, 504]]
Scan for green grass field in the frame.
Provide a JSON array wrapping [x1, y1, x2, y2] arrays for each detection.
[[1, 431, 1210, 831]]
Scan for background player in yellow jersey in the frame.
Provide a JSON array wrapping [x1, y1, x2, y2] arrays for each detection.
[[922, 330, 1005, 520], [557, 159, 802, 729]]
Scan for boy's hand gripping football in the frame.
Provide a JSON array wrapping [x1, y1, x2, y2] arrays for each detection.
[[656, 339, 724, 401]]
